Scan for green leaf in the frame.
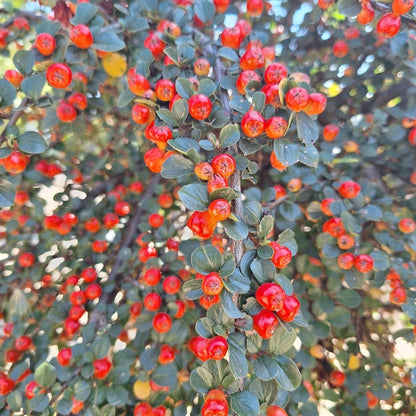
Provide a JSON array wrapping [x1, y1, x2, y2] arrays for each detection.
[[209, 187, 240, 202], [229, 391, 260, 416], [258, 245, 273, 259], [35, 20, 61, 36], [191, 245, 223, 273], [65, 45, 89, 64], [258, 215, 274, 239], [298, 144, 319, 168], [370, 250, 390, 271], [190, 366, 216, 393], [360, 204, 383, 221], [335, 289, 362, 308], [93, 32, 126, 52], [35, 362, 56, 388], [250, 258, 275, 284], [171, 99, 189, 124], [157, 108, 177, 126], [341, 211, 361, 235], [56, 398, 73, 415], [178, 183, 209, 211], [296, 112, 319, 146], [73, 379, 91, 401], [274, 355, 302, 391], [182, 279, 204, 300], [327, 306, 351, 328], [7, 391, 22, 412], [244, 201, 262, 226], [223, 269, 251, 294], [17, 131, 47, 154], [277, 228, 295, 244], [249, 379, 279, 405], [198, 79, 217, 97], [161, 154, 194, 178], [0, 79, 17, 107], [219, 124, 240, 148], [92, 335, 111, 358], [269, 326, 297, 354], [152, 363, 177, 387], [273, 141, 299, 167], [194, 0, 215, 23], [168, 138, 199, 155], [0, 180, 16, 208], [175, 78, 194, 99], [21, 73, 46, 101], [344, 269, 366, 289], [106, 386, 129, 406], [222, 217, 249, 240], [71, 3, 98, 24], [30, 394, 50, 412], [218, 47, 239, 62], [13, 50, 35, 76], [254, 356, 280, 380], [228, 333, 248, 378], [220, 290, 243, 318], [338, 0, 361, 16], [252, 91, 266, 112]]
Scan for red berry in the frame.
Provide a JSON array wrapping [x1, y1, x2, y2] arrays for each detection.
[[329, 370, 346, 387], [153, 312, 172, 333], [267, 405, 288, 416], [277, 295, 300, 322], [255, 282, 286, 311], [265, 116, 287, 139], [206, 336, 228, 360], [211, 153, 236, 178], [208, 199, 231, 221], [333, 40, 349, 58], [70, 24, 93, 49], [162, 275, 181, 295], [337, 252, 355, 270], [253, 309, 279, 339], [14, 335, 32, 351], [57, 347, 72, 366], [285, 87, 309, 112], [35, 32, 56, 56], [188, 94, 212, 120], [144, 293, 162, 311], [354, 254, 373, 273], [93, 357, 112, 379], [241, 110, 265, 137], [377, 13, 401, 38], [46, 63, 72, 89], [202, 272, 224, 296], [270, 242, 292, 268], [338, 180, 361, 199]]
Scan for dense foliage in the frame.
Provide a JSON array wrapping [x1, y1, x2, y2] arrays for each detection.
[[0, 0, 415, 415]]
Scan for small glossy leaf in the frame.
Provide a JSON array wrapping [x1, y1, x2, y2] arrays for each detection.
[[274, 355, 302, 391], [93, 32, 126, 52], [161, 154, 194, 178], [179, 183, 209, 210], [0, 79, 17, 107], [220, 290, 243, 318], [182, 279, 203, 300], [194, 0, 215, 23], [229, 391, 260, 416], [0, 180, 16, 208], [13, 50, 35, 76], [198, 79, 217, 97], [175, 78, 194, 99], [21, 73, 46, 101], [70, 2, 98, 24], [250, 258, 275, 284], [254, 356, 280, 380], [17, 131, 47, 154], [219, 124, 240, 148], [296, 112, 319, 145], [171, 99, 189, 123], [228, 332, 248, 378], [273, 141, 299, 167], [222, 217, 249, 240], [35, 362, 56, 388], [191, 245, 223, 273]]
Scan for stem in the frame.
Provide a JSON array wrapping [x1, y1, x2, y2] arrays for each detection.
[[88, 174, 161, 329]]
